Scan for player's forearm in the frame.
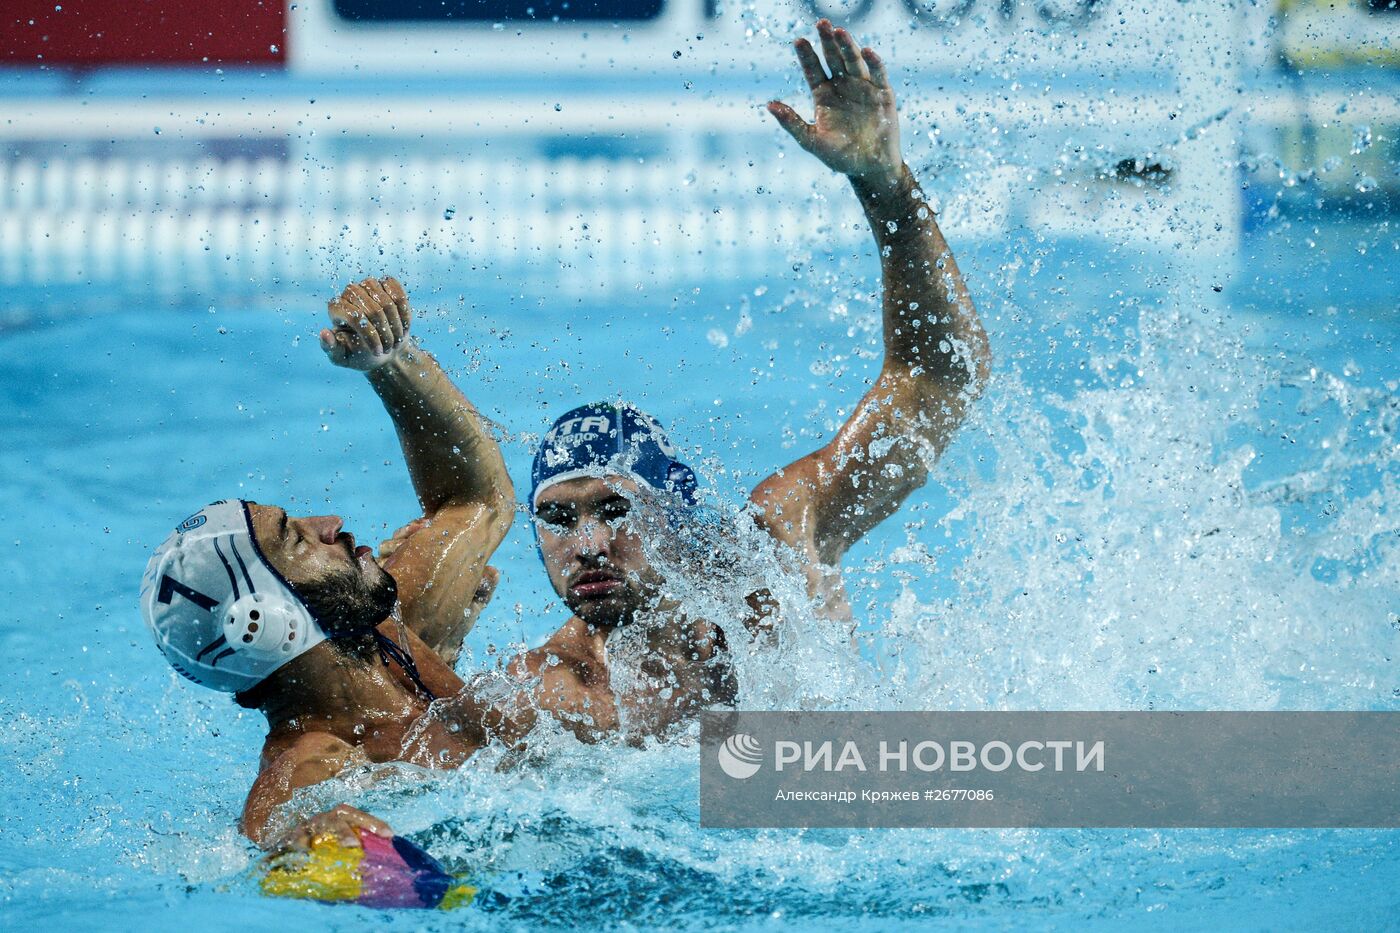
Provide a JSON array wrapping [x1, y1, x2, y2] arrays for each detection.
[[852, 164, 989, 390], [366, 341, 513, 515], [442, 671, 540, 750], [241, 742, 360, 847], [242, 791, 283, 847], [241, 776, 304, 847]]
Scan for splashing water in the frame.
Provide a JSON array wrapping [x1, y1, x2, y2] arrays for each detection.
[[1, 55, 1397, 926], [2, 239, 1396, 930], [225, 243, 1394, 928]]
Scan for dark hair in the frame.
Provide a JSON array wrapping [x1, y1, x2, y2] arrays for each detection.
[[230, 564, 397, 711], [232, 678, 272, 710], [294, 563, 398, 638]]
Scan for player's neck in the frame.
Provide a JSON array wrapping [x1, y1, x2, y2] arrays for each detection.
[[599, 605, 700, 659], [257, 639, 421, 733], [566, 615, 614, 660]]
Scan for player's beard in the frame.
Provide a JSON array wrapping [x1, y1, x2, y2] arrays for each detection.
[[566, 583, 638, 630], [293, 561, 399, 639], [563, 568, 667, 631]]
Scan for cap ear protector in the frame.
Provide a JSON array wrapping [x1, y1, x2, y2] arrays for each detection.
[[140, 500, 326, 693], [222, 592, 315, 662]]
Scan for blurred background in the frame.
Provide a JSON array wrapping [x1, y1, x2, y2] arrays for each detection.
[[0, 0, 1395, 321], [2, 4, 1397, 928]]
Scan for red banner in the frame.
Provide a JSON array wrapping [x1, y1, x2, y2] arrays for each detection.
[[2, 1, 286, 66]]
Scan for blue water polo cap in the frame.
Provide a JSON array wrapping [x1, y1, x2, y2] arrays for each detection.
[[530, 402, 698, 511]]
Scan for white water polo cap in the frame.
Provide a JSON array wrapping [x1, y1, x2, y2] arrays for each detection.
[[140, 499, 326, 692]]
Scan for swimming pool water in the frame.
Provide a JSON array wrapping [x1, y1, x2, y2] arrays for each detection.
[[0, 189, 1396, 929]]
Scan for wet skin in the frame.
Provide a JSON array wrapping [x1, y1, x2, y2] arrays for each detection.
[[514, 476, 737, 742], [239, 503, 531, 846], [498, 18, 989, 742], [246, 504, 392, 622], [234, 275, 515, 849]]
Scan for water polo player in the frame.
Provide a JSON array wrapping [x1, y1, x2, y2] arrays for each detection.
[[140, 277, 516, 849], [505, 22, 990, 741]]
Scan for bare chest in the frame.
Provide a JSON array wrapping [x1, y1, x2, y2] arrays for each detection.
[[604, 646, 732, 742], [358, 712, 471, 769]]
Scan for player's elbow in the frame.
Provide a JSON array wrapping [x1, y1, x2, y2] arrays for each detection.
[[480, 484, 516, 543], [959, 340, 992, 402], [942, 325, 991, 398], [241, 792, 276, 848], [965, 325, 992, 397], [435, 489, 516, 546], [899, 327, 991, 402], [458, 469, 517, 527]]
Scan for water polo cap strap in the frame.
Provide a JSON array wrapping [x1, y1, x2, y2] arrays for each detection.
[[371, 629, 438, 703]]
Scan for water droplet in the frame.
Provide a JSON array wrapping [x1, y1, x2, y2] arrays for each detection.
[[1356, 176, 1378, 193], [673, 50, 682, 59], [554, 103, 562, 112], [443, 206, 456, 221], [1351, 125, 1372, 155]]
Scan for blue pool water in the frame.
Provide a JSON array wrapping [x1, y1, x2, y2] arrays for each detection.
[[1, 176, 1397, 929]]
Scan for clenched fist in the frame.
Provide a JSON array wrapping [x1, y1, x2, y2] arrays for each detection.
[[320, 276, 413, 371]]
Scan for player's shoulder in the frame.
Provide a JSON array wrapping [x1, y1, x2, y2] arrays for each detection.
[[749, 457, 821, 547], [512, 627, 600, 684], [259, 729, 355, 775]]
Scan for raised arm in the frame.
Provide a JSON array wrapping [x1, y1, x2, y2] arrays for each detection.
[[322, 277, 513, 661], [755, 21, 990, 567]]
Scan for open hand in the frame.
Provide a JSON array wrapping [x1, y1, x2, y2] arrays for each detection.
[[767, 20, 903, 186], [320, 277, 413, 371]]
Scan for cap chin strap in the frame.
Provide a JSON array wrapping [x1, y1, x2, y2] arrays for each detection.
[[349, 625, 437, 703]]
